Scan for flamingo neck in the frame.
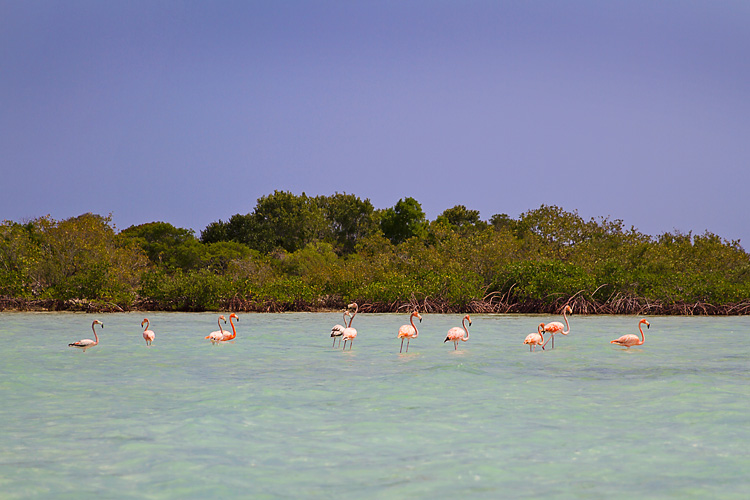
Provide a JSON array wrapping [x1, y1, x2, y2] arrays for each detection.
[[638, 322, 646, 344], [92, 323, 99, 343], [229, 316, 237, 337], [562, 309, 570, 334], [410, 315, 419, 337], [218, 318, 225, 333], [143, 320, 149, 332], [462, 318, 470, 341], [348, 309, 357, 328]]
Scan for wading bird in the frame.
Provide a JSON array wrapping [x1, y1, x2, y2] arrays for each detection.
[[444, 314, 472, 350], [205, 315, 227, 342], [398, 310, 422, 353], [542, 305, 573, 349], [610, 319, 650, 348], [141, 318, 155, 346], [69, 320, 103, 351], [330, 310, 350, 347], [523, 323, 546, 351], [221, 313, 239, 341], [342, 302, 358, 350]]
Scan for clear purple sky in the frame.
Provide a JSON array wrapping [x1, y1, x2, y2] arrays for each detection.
[[2, 1, 749, 246]]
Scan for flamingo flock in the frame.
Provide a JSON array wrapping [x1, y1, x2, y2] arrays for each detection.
[[66, 305, 654, 354]]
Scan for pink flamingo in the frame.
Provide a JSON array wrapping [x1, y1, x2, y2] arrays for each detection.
[[342, 302, 358, 350], [330, 309, 351, 347], [398, 310, 422, 353], [205, 315, 227, 342], [69, 320, 103, 351], [542, 305, 573, 349], [221, 313, 240, 341], [523, 323, 546, 351], [141, 318, 155, 346], [611, 319, 650, 348], [444, 314, 472, 350]]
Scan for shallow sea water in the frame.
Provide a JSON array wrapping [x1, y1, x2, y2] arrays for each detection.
[[1, 312, 748, 499]]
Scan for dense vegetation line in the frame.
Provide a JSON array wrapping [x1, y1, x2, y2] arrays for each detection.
[[2, 191, 749, 314]]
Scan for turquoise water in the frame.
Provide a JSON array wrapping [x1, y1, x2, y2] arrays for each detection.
[[1, 312, 748, 499]]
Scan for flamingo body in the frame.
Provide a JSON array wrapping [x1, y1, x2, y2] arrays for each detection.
[[523, 323, 546, 351], [331, 310, 351, 347], [206, 315, 227, 342], [542, 305, 573, 349], [141, 318, 155, 345], [342, 327, 357, 350], [611, 319, 650, 348], [342, 303, 358, 350], [69, 320, 103, 351], [444, 314, 472, 350], [398, 311, 422, 353]]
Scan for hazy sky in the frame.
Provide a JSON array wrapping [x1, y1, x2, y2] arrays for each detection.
[[2, 1, 749, 246]]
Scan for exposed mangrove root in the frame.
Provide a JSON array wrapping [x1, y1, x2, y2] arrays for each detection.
[[2, 294, 750, 315]]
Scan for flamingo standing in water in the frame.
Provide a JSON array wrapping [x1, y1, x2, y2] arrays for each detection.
[[221, 313, 240, 341], [205, 315, 227, 342], [141, 318, 155, 346], [542, 305, 573, 349], [398, 311, 422, 353], [342, 302, 358, 350], [330, 310, 351, 347], [69, 320, 103, 351], [611, 319, 650, 348], [444, 314, 472, 350], [523, 323, 546, 351]]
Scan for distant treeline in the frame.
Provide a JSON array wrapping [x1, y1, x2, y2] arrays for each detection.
[[2, 191, 750, 314]]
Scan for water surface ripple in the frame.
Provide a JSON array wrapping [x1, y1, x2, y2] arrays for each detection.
[[1, 313, 748, 499]]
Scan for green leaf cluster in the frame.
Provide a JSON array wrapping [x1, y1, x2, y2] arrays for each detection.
[[2, 198, 749, 312]]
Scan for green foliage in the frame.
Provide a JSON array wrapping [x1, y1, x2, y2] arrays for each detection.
[[120, 222, 205, 271], [0, 214, 148, 303], [3, 193, 749, 312], [379, 197, 428, 244], [315, 192, 376, 254]]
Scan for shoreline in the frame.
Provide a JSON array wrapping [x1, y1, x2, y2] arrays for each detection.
[[2, 296, 749, 315]]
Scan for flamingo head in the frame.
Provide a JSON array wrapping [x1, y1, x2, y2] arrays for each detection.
[[565, 305, 573, 314], [93, 320, 103, 327], [230, 313, 239, 321], [347, 302, 358, 312], [413, 311, 422, 323], [218, 315, 227, 323], [538, 322, 545, 334], [641, 319, 650, 329], [141, 318, 149, 327], [464, 314, 472, 326]]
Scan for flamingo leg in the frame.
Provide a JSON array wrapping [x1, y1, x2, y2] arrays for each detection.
[[406, 339, 410, 352], [400, 339, 404, 353], [349, 340, 353, 350]]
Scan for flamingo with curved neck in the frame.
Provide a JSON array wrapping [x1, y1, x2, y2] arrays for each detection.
[[205, 315, 227, 342], [69, 320, 103, 351], [398, 311, 422, 353], [342, 302, 358, 350], [444, 314, 472, 350], [542, 305, 573, 349], [330, 310, 350, 347], [523, 323, 546, 351], [611, 319, 650, 348], [141, 318, 155, 346], [221, 313, 240, 341]]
